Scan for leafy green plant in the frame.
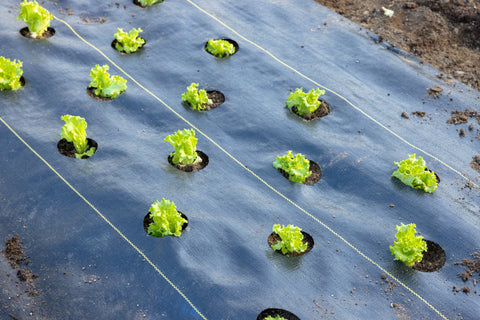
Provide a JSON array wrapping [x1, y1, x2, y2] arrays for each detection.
[[206, 39, 235, 58], [0, 57, 23, 91], [264, 316, 287, 320], [392, 154, 438, 193], [285, 88, 326, 115], [164, 129, 198, 165], [113, 28, 145, 53], [273, 150, 312, 183], [89, 64, 127, 99], [60, 115, 96, 159], [181, 83, 212, 111], [147, 199, 187, 237], [271, 224, 308, 255], [138, 0, 163, 6], [16, 0, 53, 38], [390, 223, 427, 267]]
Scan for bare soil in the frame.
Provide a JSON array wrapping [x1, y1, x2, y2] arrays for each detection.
[[315, 0, 480, 91]]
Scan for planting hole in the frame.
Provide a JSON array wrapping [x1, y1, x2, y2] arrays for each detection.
[[290, 100, 331, 121], [256, 308, 301, 320], [167, 150, 209, 172], [268, 231, 314, 257], [184, 91, 225, 111], [412, 240, 446, 272], [143, 212, 188, 236], [276, 159, 322, 185], [204, 39, 239, 57], [19, 27, 55, 39], [86, 87, 120, 101], [111, 38, 146, 54], [57, 138, 98, 159]]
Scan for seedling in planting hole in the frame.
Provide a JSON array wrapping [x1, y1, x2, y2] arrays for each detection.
[[390, 223, 427, 267], [89, 64, 127, 99], [206, 39, 235, 58], [273, 150, 312, 183], [113, 28, 145, 53], [285, 87, 326, 116], [0, 57, 23, 91], [60, 115, 96, 159], [264, 316, 287, 320], [164, 129, 199, 165], [17, 0, 53, 38], [271, 224, 308, 255], [137, 0, 163, 6], [392, 153, 438, 193], [182, 83, 212, 111], [147, 198, 187, 237]]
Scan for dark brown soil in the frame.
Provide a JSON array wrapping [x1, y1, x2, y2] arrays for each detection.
[[267, 231, 314, 257], [256, 308, 301, 320], [290, 101, 331, 121], [184, 91, 225, 111], [315, 0, 480, 91], [167, 150, 209, 172], [412, 240, 446, 272], [411, 111, 426, 117], [19, 27, 55, 39], [86, 87, 118, 101], [3, 236, 26, 268], [57, 138, 98, 159], [471, 155, 480, 173], [276, 159, 322, 185], [454, 250, 480, 285], [143, 212, 189, 236], [447, 109, 480, 125], [111, 38, 146, 54]]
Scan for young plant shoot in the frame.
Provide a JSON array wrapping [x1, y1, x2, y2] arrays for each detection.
[[271, 224, 308, 255], [17, 0, 53, 38], [89, 64, 127, 99], [138, 0, 163, 6], [390, 223, 427, 267], [285, 87, 326, 115], [206, 39, 235, 58], [273, 150, 312, 183], [164, 129, 198, 165], [147, 198, 187, 237], [181, 83, 212, 111], [264, 316, 287, 320], [60, 115, 96, 159], [392, 154, 438, 193], [0, 57, 23, 91], [113, 28, 145, 53]]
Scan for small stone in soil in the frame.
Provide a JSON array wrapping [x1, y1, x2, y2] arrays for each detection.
[[401, 112, 409, 119], [460, 129, 466, 137]]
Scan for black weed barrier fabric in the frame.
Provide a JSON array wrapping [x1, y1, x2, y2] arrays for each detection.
[[1, 0, 479, 319]]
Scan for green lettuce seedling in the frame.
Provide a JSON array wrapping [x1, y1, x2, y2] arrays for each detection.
[[138, 0, 163, 6], [181, 83, 212, 111], [390, 223, 427, 267], [147, 199, 187, 237], [17, 0, 53, 38], [264, 316, 287, 320], [114, 28, 145, 53], [89, 64, 127, 99], [60, 115, 96, 159], [271, 224, 308, 255], [285, 88, 326, 115], [164, 129, 198, 165], [0, 57, 23, 91], [392, 154, 438, 193], [206, 39, 235, 58], [273, 150, 312, 183]]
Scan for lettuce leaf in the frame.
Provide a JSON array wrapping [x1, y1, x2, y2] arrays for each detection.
[[181, 83, 212, 110], [17, 0, 53, 38], [60, 115, 96, 158], [164, 129, 198, 165], [264, 316, 287, 320], [271, 224, 308, 255], [390, 223, 427, 267], [138, 0, 163, 6], [273, 150, 311, 183], [392, 154, 438, 193], [285, 88, 325, 115], [147, 199, 187, 237], [206, 39, 235, 58], [0, 57, 23, 91], [114, 28, 145, 53], [89, 64, 127, 99]]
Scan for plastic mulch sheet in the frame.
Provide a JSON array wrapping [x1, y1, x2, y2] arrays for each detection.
[[1, 0, 479, 319]]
